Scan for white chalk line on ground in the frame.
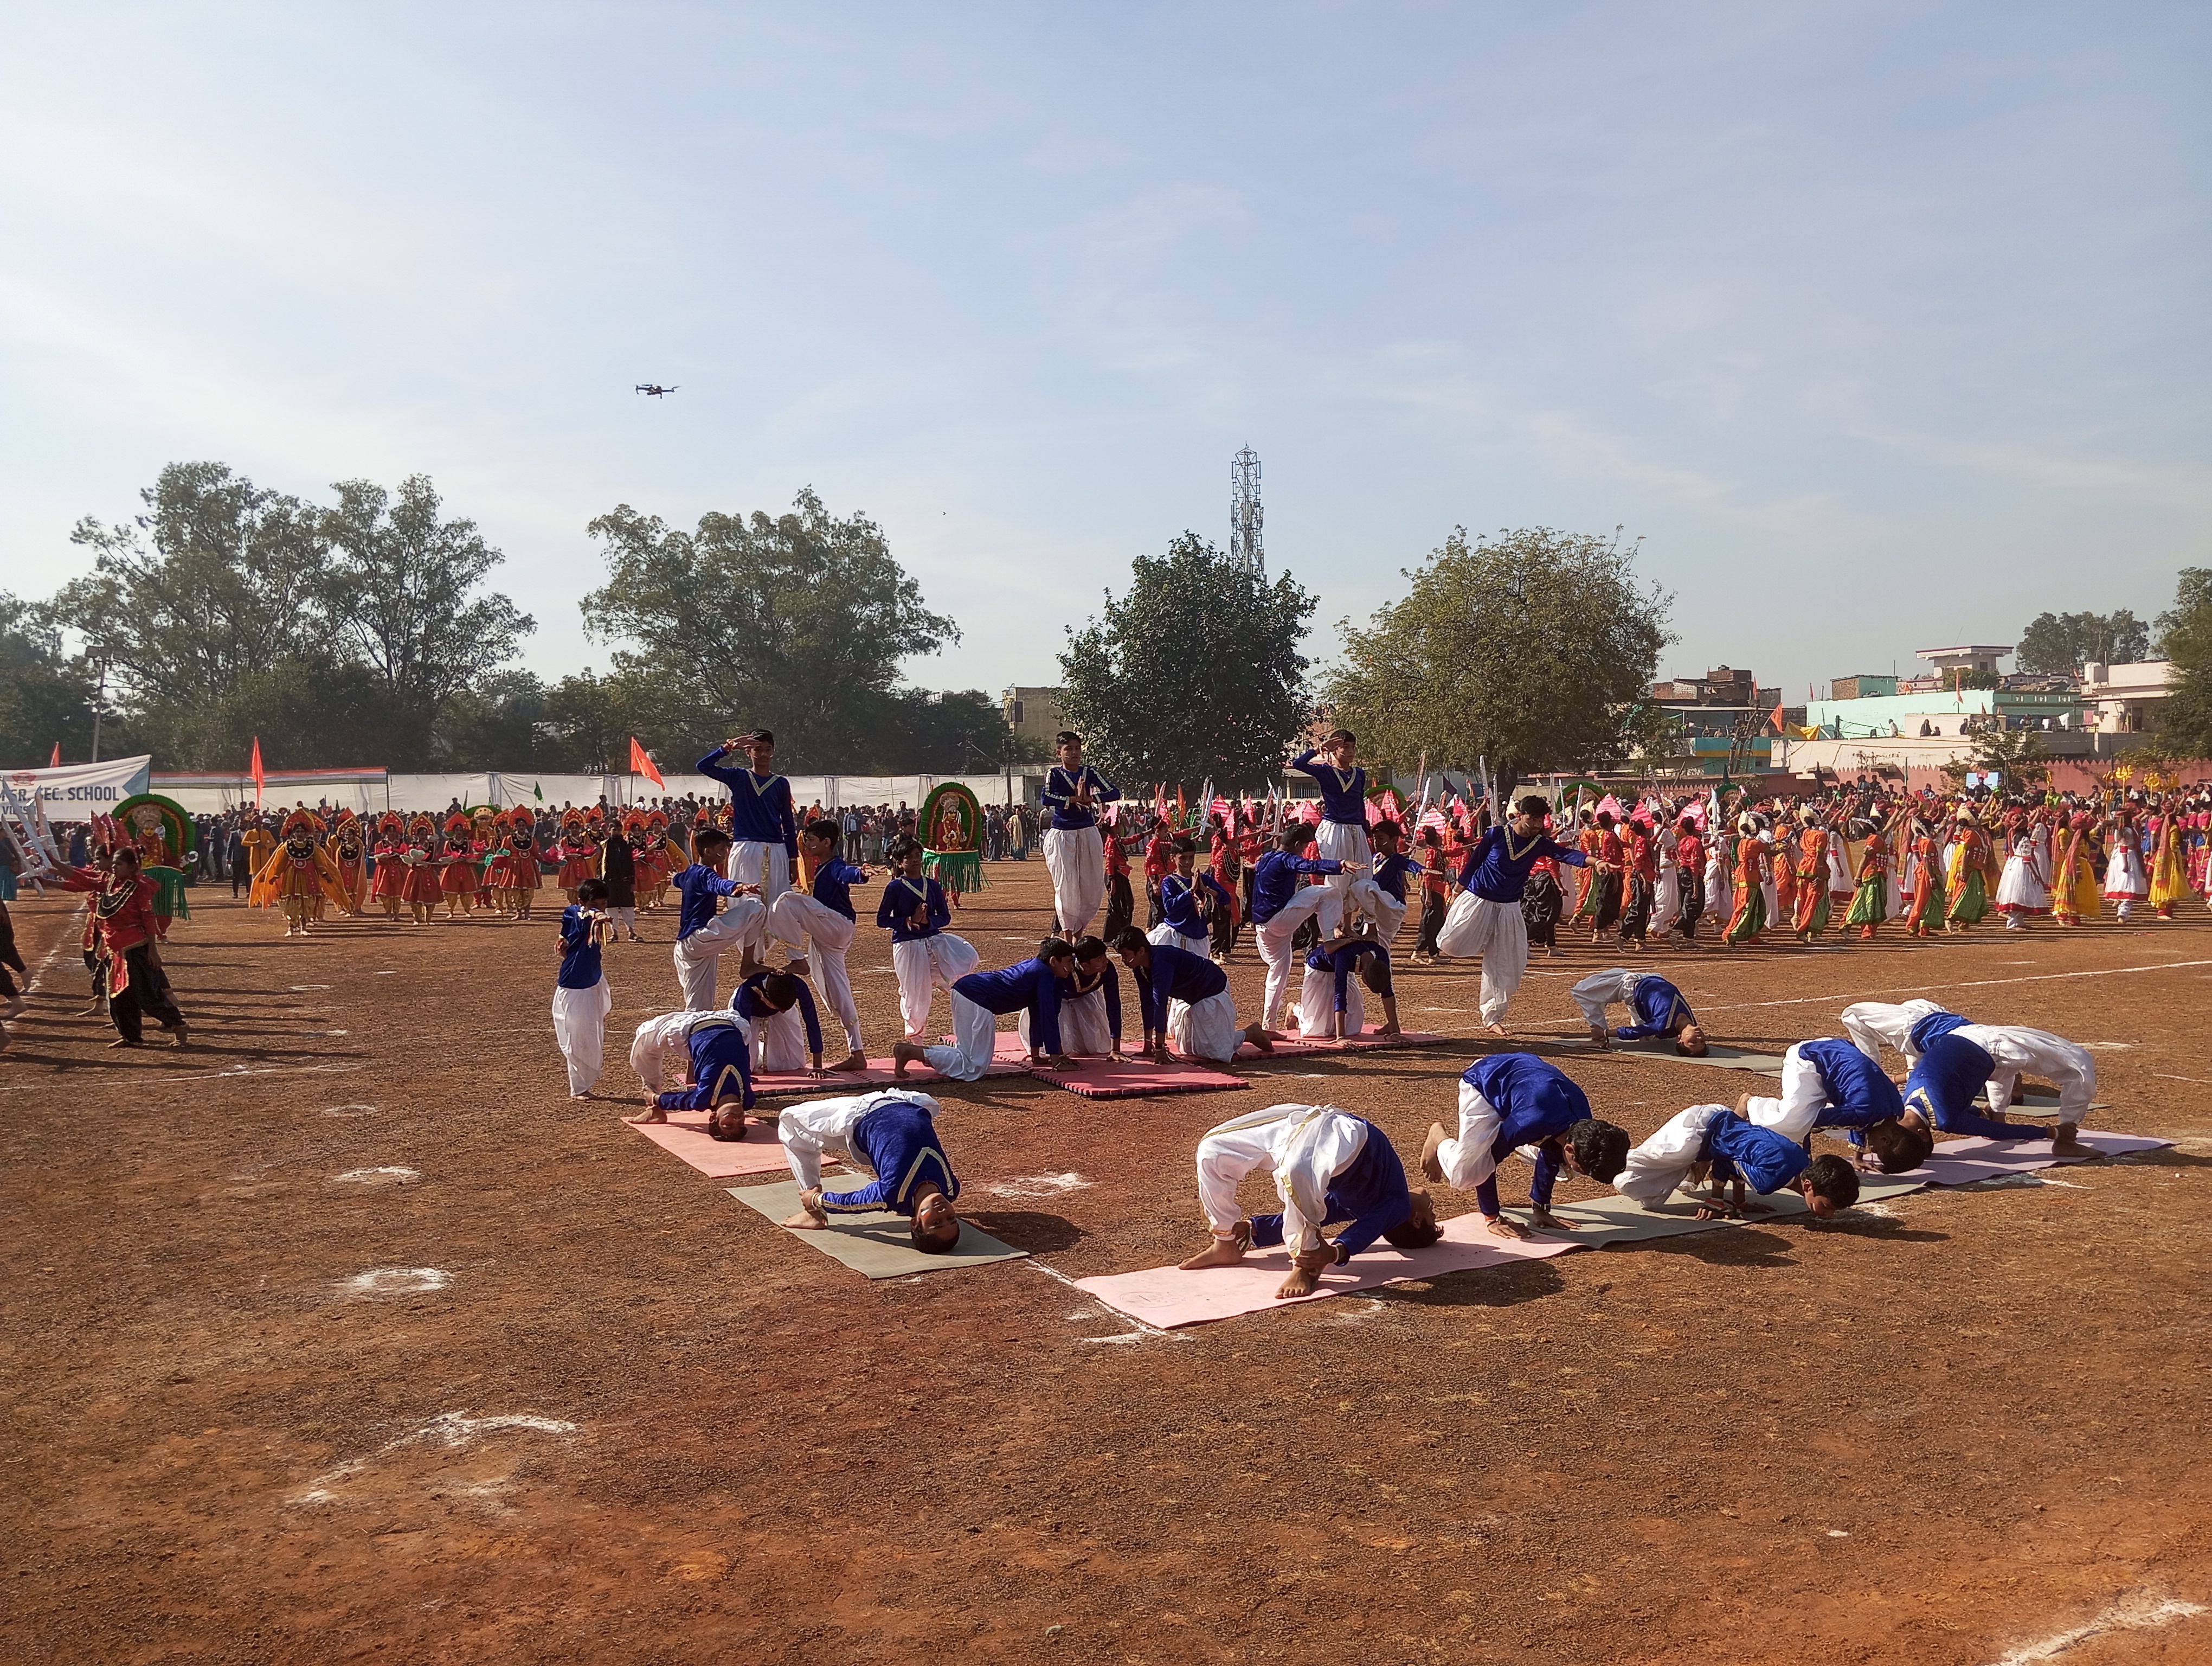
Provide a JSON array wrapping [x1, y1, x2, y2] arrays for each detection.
[[1026, 1259, 1177, 1344], [0, 1061, 364, 1095], [1697, 958, 2212, 1015], [292, 1411, 579, 1506], [1986, 1594, 2205, 1665]]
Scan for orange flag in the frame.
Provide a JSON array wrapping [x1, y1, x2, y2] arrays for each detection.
[[49, 742, 61, 766], [250, 736, 266, 806], [629, 736, 665, 790]]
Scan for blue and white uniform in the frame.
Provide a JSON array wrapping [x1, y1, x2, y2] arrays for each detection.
[[1744, 1036, 1906, 1146], [1570, 968, 1695, 1041], [654, 1015, 755, 1113], [1287, 749, 1372, 905], [697, 746, 800, 950], [1840, 999, 1957, 1066], [877, 872, 979, 1040], [551, 902, 613, 1096], [1297, 938, 1389, 1040], [779, 1090, 959, 1218], [1249, 847, 1347, 1030], [1436, 825, 1590, 1027], [1150, 869, 1229, 957], [1903, 1033, 2057, 1142], [734, 969, 824, 1074], [669, 860, 762, 1011], [1133, 940, 1245, 1065], [1437, 1053, 1592, 1218], [1021, 959, 1122, 1055], [769, 855, 871, 1054], [1039, 763, 1120, 937], [1618, 1104, 1811, 1207], [1195, 1102, 1414, 1263], [1349, 847, 1419, 941], [929, 957, 1064, 1081]]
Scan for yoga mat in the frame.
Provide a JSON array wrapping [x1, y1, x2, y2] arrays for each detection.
[[1495, 1170, 1927, 1245], [1236, 1028, 1446, 1060], [750, 1056, 1029, 1099], [1073, 1208, 1578, 1328], [1895, 1129, 2172, 1188], [1029, 1055, 1250, 1100], [725, 1178, 1028, 1278], [628, 1112, 799, 1178]]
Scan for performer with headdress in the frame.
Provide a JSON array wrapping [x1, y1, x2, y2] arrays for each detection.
[[1944, 807, 1996, 931], [401, 814, 445, 924], [919, 781, 986, 908], [55, 846, 190, 1047], [370, 812, 409, 920], [249, 809, 347, 937], [1900, 813, 1946, 937], [555, 810, 599, 903], [434, 812, 478, 917], [113, 793, 196, 936]]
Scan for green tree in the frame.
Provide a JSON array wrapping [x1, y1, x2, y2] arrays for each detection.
[[0, 593, 112, 766], [2016, 609, 2150, 674], [1320, 527, 1674, 796], [324, 475, 535, 767], [539, 668, 634, 773], [1057, 534, 1316, 790], [873, 687, 1039, 773], [2153, 568, 2212, 758], [1940, 723, 2053, 788], [435, 670, 550, 770], [582, 489, 958, 770]]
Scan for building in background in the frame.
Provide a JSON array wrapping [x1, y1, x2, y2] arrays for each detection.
[[1001, 685, 1069, 750], [2080, 661, 2177, 733]]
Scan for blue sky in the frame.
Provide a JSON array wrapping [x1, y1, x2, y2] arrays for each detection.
[[2, 3, 2205, 706]]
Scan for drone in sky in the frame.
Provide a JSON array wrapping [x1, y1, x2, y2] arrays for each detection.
[[634, 383, 678, 398]]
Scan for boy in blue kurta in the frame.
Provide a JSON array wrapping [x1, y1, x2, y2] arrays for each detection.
[[697, 731, 800, 956], [1902, 1031, 2063, 1144], [1287, 729, 1373, 913], [551, 879, 613, 1097], [1617, 1103, 1861, 1219], [892, 939, 1079, 1081], [1422, 1053, 1630, 1238], [777, 1090, 963, 1252], [1435, 797, 1590, 1034], [1740, 1036, 1932, 1174], [1568, 967, 1708, 1055]]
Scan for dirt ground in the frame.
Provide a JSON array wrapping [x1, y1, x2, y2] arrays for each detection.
[[3, 857, 2209, 1665]]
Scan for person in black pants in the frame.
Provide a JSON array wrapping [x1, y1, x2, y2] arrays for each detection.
[[227, 822, 249, 898]]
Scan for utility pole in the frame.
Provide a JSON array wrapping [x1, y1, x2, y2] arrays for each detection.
[[85, 646, 112, 764], [1230, 447, 1264, 575]]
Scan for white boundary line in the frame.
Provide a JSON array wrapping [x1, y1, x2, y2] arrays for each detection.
[[1698, 958, 2212, 1014], [1987, 1594, 2205, 1664], [1026, 1259, 1178, 1344]]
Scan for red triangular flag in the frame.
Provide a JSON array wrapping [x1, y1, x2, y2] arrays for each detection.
[[250, 736, 266, 806], [629, 736, 665, 790], [49, 742, 61, 766]]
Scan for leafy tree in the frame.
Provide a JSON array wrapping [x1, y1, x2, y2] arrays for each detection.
[[2153, 568, 2212, 758], [435, 670, 550, 771], [1320, 527, 1674, 796], [1057, 534, 1316, 790], [0, 592, 113, 765], [872, 687, 1044, 773], [582, 489, 958, 771], [1940, 723, 2053, 788], [2016, 609, 2150, 674], [538, 668, 635, 774], [324, 476, 535, 767]]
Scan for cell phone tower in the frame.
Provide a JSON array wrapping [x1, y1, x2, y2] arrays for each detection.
[[1230, 446, 1264, 575]]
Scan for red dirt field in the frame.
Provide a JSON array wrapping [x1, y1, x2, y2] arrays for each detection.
[[4, 860, 2210, 1665]]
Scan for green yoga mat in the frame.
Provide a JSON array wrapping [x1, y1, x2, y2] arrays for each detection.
[[1497, 1170, 1925, 1245], [725, 1179, 1028, 1279], [1548, 1035, 1790, 1073]]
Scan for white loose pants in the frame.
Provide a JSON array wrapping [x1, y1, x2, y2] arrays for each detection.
[[1570, 967, 1639, 1031], [771, 890, 864, 1053], [1433, 1077, 1505, 1194], [1020, 986, 1114, 1055], [1148, 921, 1210, 957], [1171, 988, 1244, 1066], [923, 989, 999, 1081], [1255, 885, 1343, 1029], [1433, 894, 1529, 1026], [1742, 1042, 1824, 1144], [1314, 821, 1371, 913], [1297, 963, 1365, 1040], [731, 841, 794, 951], [551, 977, 612, 1097], [1347, 872, 1406, 945], [891, 932, 980, 1040], [1195, 1103, 1365, 1258], [672, 897, 765, 1011], [1043, 825, 1107, 938]]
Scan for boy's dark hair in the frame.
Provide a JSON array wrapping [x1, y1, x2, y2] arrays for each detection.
[[742, 729, 775, 746], [1369, 818, 1401, 842], [910, 1213, 961, 1253], [1863, 1119, 1933, 1175], [1382, 1215, 1443, 1249], [577, 879, 608, 904], [1515, 795, 1551, 818], [1278, 824, 1315, 849], [756, 971, 803, 1011], [1072, 934, 1109, 962], [1171, 837, 1196, 856], [1054, 730, 1083, 748], [1038, 936, 1076, 963], [1112, 926, 1151, 954], [1567, 1118, 1631, 1185], [1325, 728, 1355, 746], [803, 817, 840, 844], [1419, 826, 1442, 848], [1358, 946, 1393, 996], [888, 836, 921, 862], [1805, 1153, 1861, 1209]]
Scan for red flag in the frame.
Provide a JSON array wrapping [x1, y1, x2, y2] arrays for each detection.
[[250, 736, 266, 807], [49, 742, 61, 766], [629, 736, 665, 790], [1153, 783, 1168, 822]]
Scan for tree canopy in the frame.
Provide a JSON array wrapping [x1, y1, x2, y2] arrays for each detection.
[[2015, 608, 2150, 675], [2153, 568, 2212, 759], [1319, 526, 1674, 795], [1056, 534, 1316, 789]]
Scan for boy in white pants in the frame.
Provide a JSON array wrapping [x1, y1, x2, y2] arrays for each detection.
[[876, 838, 980, 1041], [1249, 824, 1353, 1033], [1039, 731, 1121, 938], [551, 880, 614, 1097], [668, 828, 764, 1011], [769, 816, 873, 1071]]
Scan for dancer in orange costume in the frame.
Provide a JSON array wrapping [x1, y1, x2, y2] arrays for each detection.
[[250, 809, 347, 938], [1791, 810, 1833, 943], [369, 812, 409, 920], [1722, 815, 1769, 946]]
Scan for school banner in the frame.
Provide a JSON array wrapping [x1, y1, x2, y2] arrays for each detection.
[[7, 754, 152, 812]]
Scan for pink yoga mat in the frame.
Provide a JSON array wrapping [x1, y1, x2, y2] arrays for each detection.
[[1031, 1056, 1250, 1100], [1894, 1129, 2172, 1188], [1075, 1209, 1579, 1328], [628, 1111, 795, 1178], [751, 1056, 1029, 1098], [1236, 1028, 1445, 1059]]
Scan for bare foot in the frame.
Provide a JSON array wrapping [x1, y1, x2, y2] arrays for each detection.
[[1420, 1122, 1448, 1185], [890, 1042, 927, 1079], [1375, 1023, 1401, 1037], [780, 1209, 829, 1230], [170, 1027, 190, 1049], [1588, 1024, 1610, 1049], [785, 957, 811, 977], [1178, 1231, 1250, 1271], [1275, 1265, 1322, 1299], [826, 1050, 869, 1073], [107, 1037, 141, 1049], [1242, 1023, 1274, 1056], [1483, 1214, 1529, 1240], [1483, 1022, 1510, 1039], [2051, 1124, 2081, 1154], [625, 1107, 667, 1125]]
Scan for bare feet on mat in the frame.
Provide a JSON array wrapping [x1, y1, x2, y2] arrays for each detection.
[[2051, 1123, 2081, 1154], [890, 1041, 926, 1079], [1275, 1265, 1322, 1299], [1588, 1024, 1610, 1049], [1483, 1022, 1510, 1039], [826, 1050, 869, 1073], [1420, 1122, 1448, 1184], [1179, 1227, 1250, 1271], [1242, 1023, 1274, 1056], [1483, 1214, 1529, 1240], [626, 1096, 667, 1124]]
